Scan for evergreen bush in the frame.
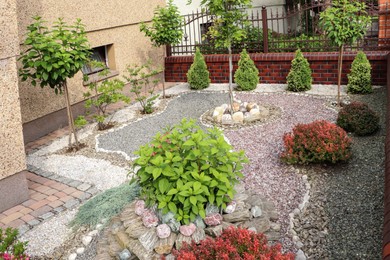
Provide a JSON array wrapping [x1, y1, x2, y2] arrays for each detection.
[[286, 49, 312, 92], [347, 51, 372, 94], [234, 49, 259, 91], [337, 101, 379, 136], [187, 48, 210, 90]]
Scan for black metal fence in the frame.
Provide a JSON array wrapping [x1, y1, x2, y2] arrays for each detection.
[[168, 1, 389, 56]]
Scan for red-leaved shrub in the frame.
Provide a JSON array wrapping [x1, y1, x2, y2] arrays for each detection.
[[281, 120, 352, 164], [172, 227, 294, 260]]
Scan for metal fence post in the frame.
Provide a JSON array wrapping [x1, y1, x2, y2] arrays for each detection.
[[262, 6, 269, 53]]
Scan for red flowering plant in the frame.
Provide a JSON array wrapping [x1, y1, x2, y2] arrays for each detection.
[[280, 120, 352, 164], [0, 228, 29, 260], [172, 227, 294, 260]]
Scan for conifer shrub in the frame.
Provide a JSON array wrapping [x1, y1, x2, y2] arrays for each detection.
[[234, 49, 259, 91], [187, 48, 210, 90], [281, 120, 352, 164], [286, 49, 312, 92], [347, 51, 372, 94], [337, 101, 379, 136], [173, 226, 294, 259]]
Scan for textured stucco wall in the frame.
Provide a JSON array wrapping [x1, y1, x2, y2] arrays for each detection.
[[0, 0, 26, 179], [17, 0, 165, 123]]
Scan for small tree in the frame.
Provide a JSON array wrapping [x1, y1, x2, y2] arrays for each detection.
[[187, 48, 210, 90], [286, 49, 312, 92], [234, 49, 259, 91], [19, 16, 91, 148], [347, 51, 372, 94], [320, 0, 371, 105], [140, 0, 183, 98], [195, 0, 252, 111]]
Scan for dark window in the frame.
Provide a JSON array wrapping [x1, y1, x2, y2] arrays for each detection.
[[82, 46, 108, 75]]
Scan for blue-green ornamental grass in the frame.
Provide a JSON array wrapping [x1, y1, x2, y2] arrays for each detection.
[[130, 118, 248, 224]]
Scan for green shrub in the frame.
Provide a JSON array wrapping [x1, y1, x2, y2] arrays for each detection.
[[347, 51, 372, 94], [0, 227, 28, 259], [187, 48, 210, 90], [337, 101, 379, 136], [281, 120, 352, 164], [131, 118, 248, 224], [234, 49, 259, 91], [286, 49, 312, 92]]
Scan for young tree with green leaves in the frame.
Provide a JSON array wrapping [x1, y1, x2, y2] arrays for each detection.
[[140, 0, 183, 98], [319, 0, 371, 105], [19, 16, 91, 148], [193, 0, 252, 112]]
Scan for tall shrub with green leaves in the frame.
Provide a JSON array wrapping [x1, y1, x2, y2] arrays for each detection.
[[286, 49, 312, 92], [19, 16, 91, 148], [320, 0, 371, 104], [187, 48, 210, 90], [347, 51, 372, 94], [140, 0, 183, 98], [234, 49, 259, 91], [130, 118, 248, 224]]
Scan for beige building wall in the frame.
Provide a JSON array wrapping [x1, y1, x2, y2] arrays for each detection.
[[17, 0, 165, 124]]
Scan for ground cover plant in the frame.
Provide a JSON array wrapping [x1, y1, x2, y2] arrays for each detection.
[[187, 48, 210, 90], [130, 118, 248, 224], [347, 51, 372, 94], [281, 120, 352, 164], [337, 101, 379, 136], [234, 49, 259, 91], [0, 227, 29, 259], [173, 226, 294, 259], [286, 49, 312, 92]]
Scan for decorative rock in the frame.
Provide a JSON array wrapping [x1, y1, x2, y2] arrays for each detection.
[[96, 224, 104, 230], [232, 102, 240, 112], [224, 201, 237, 214], [161, 211, 181, 232], [270, 223, 281, 232], [156, 224, 171, 239], [205, 204, 219, 215], [295, 249, 307, 260], [127, 238, 155, 260], [246, 102, 257, 111], [76, 247, 85, 255], [204, 213, 223, 226], [296, 241, 304, 249], [82, 235, 92, 246], [179, 223, 196, 237], [154, 233, 177, 255], [191, 227, 206, 244], [242, 217, 271, 233], [118, 249, 132, 260], [205, 225, 223, 237], [247, 227, 257, 233], [222, 210, 251, 223], [212, 107, 224, 123], [142, 209, 159, 228], [194, 215, 206, 229], [232, 112, 244, 124], [135, 200, 146, 216], [68, 253, 77, 260], [125, 217, 149, 239], [165, 254, 175, 260], [139, 228, 159, 251], [88, 230, 99, 237], [251, 205, 262, 218], [222, 114, 234, 125], [175, 234, 193, 250]]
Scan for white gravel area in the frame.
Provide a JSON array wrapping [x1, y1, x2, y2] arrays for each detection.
[[20, 208, 77, 257], [27, 154, 129, 191]]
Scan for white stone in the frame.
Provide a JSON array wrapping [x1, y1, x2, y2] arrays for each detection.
[[232, 112, 244, 124], [295, 249, 307, 260], [247, 227, 257, 233], [251, 205, 262, 218], [76, 247, 85, 255], [224, 201, 237, 214], [222, 114, 234, 125], [96, 224, 103, 230], [68, 253, 77, 260], [88, 230, 98, 237], [82, 235, 92, 246]]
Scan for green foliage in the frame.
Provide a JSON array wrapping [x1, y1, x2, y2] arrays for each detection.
[[187, 48, 210, 90], [70, 183, 140, 229], [319, 0, 371, 48], [19, 16, 90, 93], [286, 49, 312, 92], [347, 51, 372, 94], [77, 62, 130, 130], [140, 0, 183, 47], [337, 101, 379, 136], [123, 61, 162, 114], [281, 120, 352, 164], [131, 118, 248, 224], [0, 227, 28, 259], [269, 34, 337, 52], [234, 49, 259, 91]]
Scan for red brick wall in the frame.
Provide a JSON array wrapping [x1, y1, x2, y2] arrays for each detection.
[[165, 51, 388, 86]]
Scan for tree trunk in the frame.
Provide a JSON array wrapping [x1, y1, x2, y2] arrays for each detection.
[[162, 46, 166, 99], [228, 45, 234, 115], [63, 80, 79, 147], [337, 44, 344, 106]]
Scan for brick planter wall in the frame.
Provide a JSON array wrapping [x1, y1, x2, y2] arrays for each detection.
[[165, 51, 388, 86]]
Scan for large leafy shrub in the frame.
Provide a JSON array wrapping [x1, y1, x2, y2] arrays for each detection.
[[286, 49, 312, 92], [234, 49, 259, 91], [131, 118, 248, 224], [281, 120, 352, 164], [187, 48, 210, 90], [0, 228, 29, 259], [337, 101, 379, 136], [347, 51, 372, 94], [173, 226, 294, 259]]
